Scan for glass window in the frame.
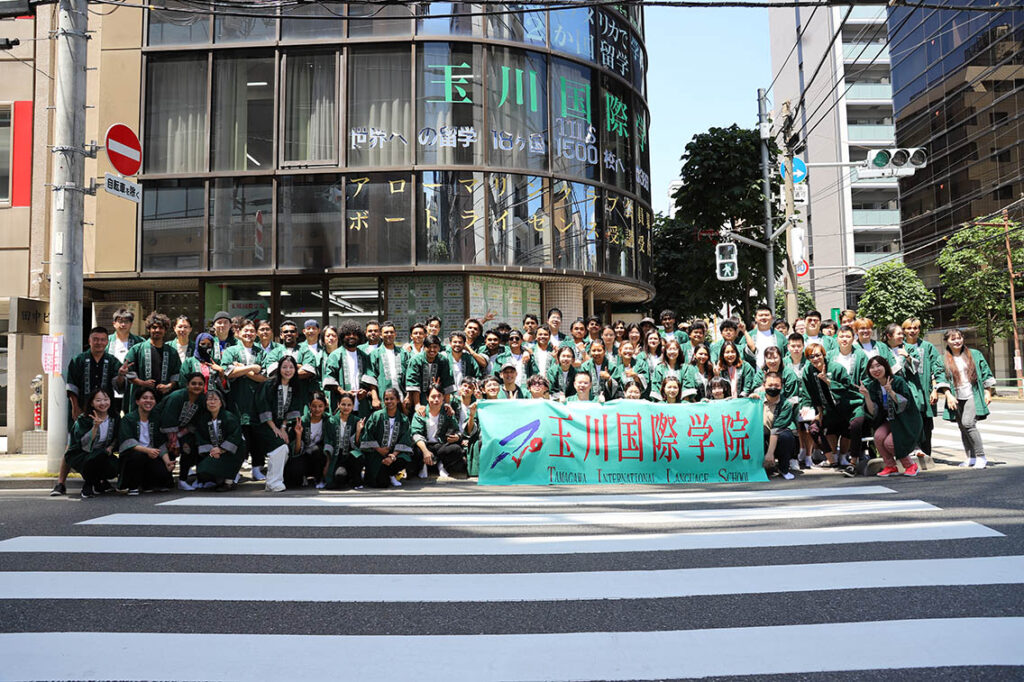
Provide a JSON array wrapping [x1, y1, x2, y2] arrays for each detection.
[[600, 75, 633, 191], [328, 277, 382, 329], [348, 4, 414, 37], [142, 180, 204, 272], [487, 4, 546, 46], [417, 42, 484, 165], [633, 99, 651, 202], [148, 3, 210, 45], [630, 33, 646, 95], [278, 174, 343, 269], [145, 56, 207, 174], [215, 10, 276, 43], [209, 177, 273, 270], [211, 54, 275, 171], [346, 174, 413, 266], [0, 108, 9, 202], [281, 2, 344, 40], [418, 170, 486, 265], [635, 201, 652, 282], [595, 10, 631, 81], [603, 191, 634, 279], [283, 53, 336, 163], [279, 283, 326, 329], [549, 58, 599, 181], [417, 2, 482, 36], [348, 46, 413, 167], [203, 281, 272, 328], [487, 47, 548, 171], [550, 180, 599, 272], [549, 8, 594, 61], [487, 174, 549, 266]]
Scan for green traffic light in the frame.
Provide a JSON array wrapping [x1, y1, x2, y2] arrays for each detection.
[[871, 150, 891, 168]]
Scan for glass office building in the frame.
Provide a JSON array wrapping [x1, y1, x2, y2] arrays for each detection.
[[122, 2, 653, 332], [888, 1, 1023, 327]]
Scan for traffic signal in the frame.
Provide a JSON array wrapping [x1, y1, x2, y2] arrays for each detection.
[[716, 242, 738, 281], [865, 148, 927, 170]]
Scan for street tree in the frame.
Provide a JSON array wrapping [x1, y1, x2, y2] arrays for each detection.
[[937, 219, 1024, 361], [652, 124, 784, 321], [855, 260, 935, 330]]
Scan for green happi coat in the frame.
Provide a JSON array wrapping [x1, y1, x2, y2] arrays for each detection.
[[116, 410, 166, 488], [717, 363, 758, 399], [765, 395, 800, 434], [649, 362, 686, 402], [210, 336, 240, 364], [799, 360, 857, 419], [939, 348, 997, 422], [296, 412, 337, 461], [167, 338, 196, 363], [254, 378, 308, 452], [546, 363, 579, 401], [64, 413, 118, 476], [493, 349, 539, 387], [404, 353, 456, 405], [826, 347, 869, 418], [743, 329, 788, 368], [195, 409, 247, 481], [359, 409, 414, 483], [123, 340, 182, 407], [154, 387, 206, 449], [866, 374, 923, 459], [887, 344, 930, 417], [220, 343, 271, 426], [411, 410, 461, 446], [528, 346, 557, 380], [106, 332, 144, 357], [612, 356, 650, 396], [324, 346, 373, 418], [753, 364, 803, 403], [444, 349, 482, 387], [906, 339, 947, 418], [366, 345, 410, 402], [450, 396, 479, 476], [709, 332, 748, 363], [854, 339, 895, 365], [272, 345, 319, 380], [66, 351, 122, 402], [178, 357, 228, 393], [577, 357, 622, 402], [325, 413, 361, 487], [803, 334, 838, 355]]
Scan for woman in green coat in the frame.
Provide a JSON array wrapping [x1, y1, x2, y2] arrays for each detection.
[[650, 339, 688, 401], [546, 346, 579, 402], [450, 378, 480, 477], [195, 388, 247, 491], [360, 387, 414, 488], [222, 319, 270, 480], [65, 388, 119, 499], [939, 328, 997, 469], [858, 355, 923, 477], [118, 387, 172, 494], [799, 342, 856, 468], [324, 392, 363, 489], [289, 390, 336, 488], [715, 341, 757, 399], [157, 373, 207, 491], [178, 332, 229, 394]]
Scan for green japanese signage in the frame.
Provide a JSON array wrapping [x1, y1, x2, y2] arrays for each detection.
[[477, 399, 768, 485]]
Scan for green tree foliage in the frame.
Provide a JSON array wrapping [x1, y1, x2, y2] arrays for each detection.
[[651, 125, 784, 320], [937, 220, 1024, 360], [855, 260, 935, 331], [775, 285, 817, 320]]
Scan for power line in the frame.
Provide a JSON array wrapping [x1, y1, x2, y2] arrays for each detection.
[[765, 3, 821, 97]]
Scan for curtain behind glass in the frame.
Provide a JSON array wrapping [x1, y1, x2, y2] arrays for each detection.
[[145, 57, 207, 173], [348, 47, 413, 167], [212, 55, 274, 171], [0, 109, 10, 201], [284, 53, 336, 163]]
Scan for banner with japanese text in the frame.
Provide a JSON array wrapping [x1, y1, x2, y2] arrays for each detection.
[[477, 399, 767, 485]]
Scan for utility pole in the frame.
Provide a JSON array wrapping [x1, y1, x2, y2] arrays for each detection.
[[1001, 208, 1024, 399], [780, 101, 799, 323], [46, 0, 90, 473], [757, 89, 775, 315]]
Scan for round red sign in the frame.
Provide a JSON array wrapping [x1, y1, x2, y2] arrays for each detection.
[[104, 123, 142, 176]]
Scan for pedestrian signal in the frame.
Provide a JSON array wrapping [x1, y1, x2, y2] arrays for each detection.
[[716, 242, 738, 281]]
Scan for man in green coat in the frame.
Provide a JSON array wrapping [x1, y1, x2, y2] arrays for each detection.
[[123, 312, 181, 409], [324, 321, 373, 418], [405, 335, 455, 408]]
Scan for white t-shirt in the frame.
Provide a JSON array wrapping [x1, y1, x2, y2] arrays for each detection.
[[427, 413, 440, 443], [310, 421, 323, 445], [953, 354, 973, 400], [755, 330, 776, 368], [860, 341, 878, 359], [138, 420, 151, 448], [834, 352, 855, 376], [345, 350, 360, 410]]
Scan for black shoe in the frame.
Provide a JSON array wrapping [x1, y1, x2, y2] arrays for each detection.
[[80, 482, 95, 499], [841, 465, 857, 478], [49, 483, 66, 497], [95, 479, 112, 494]]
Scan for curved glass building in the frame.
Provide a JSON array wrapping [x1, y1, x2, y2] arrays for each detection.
[[98, 1, 654, 331]]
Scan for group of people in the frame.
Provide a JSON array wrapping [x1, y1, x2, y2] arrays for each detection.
[[53, 303, 997, 498]]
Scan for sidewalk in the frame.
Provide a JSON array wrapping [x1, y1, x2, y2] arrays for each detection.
[[0, 454, 60, 484]]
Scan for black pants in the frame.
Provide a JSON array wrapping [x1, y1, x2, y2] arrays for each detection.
[[80, 455, 116, 487], [412, 441, 467, 476], [330, 452, 364, 489], [242, 425, 265, 469], [367, 454, 407, 489], [921, 416, 933, 455], [175, 434, 199, 482], [764, 427, 796, 474], [847, 416, 869, 459], [284, 447, 327, 488], [807, 410, 850, 455], [121, 449, 173, 490]]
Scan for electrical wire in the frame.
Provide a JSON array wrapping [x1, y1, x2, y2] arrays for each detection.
[[764, 2, 821, 97]]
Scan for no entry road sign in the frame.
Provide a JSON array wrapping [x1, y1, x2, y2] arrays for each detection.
[[104, 124, 141, 176]]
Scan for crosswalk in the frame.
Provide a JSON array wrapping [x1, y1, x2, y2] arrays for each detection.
[[1, 484, 1022, 680], [932, 408, 1023, 458]]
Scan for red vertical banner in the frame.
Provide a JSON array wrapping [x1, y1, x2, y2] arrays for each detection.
[[12, 100, 33, 207]]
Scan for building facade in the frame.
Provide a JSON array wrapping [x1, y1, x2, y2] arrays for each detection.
[[0, 3, 654, 449], [768, 4, 903, 312], [888, 1, 1023, 330]]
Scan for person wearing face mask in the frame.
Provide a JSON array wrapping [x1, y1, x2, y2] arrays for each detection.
[[939, 328, 996, 469], [759, 372, 798, 480], [178, 332, 228, 393], [858, 355, 923, 477]]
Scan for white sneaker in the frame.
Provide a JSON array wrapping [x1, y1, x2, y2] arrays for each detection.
[[959, 458, 976, 468], [437, 463, 451, 479], [972, 457, 988, 469], [781, 472, 795, 480], [265, 483, 286, 492], [390, 476, 403, 487], [789, 459, 801, 472], [315, 482, 326, 489], [839, 455, 851, 467], [201, 481, 217, 489], [417, 464, 429, 479], [177, 480, 196, 491], [251, 466, 266, 481]]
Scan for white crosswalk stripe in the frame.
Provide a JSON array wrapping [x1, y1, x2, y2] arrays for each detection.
[[1, 484, 1020, 681], [932, 409, 1024, 453]]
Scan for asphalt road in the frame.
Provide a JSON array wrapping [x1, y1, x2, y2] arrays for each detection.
[[1, 404, 1023, 681]]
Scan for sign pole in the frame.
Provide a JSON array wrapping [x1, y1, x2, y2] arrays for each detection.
[[46, 0, 89, 473], [1001, 209, 1024, 399], [758, 89, 776, 315], [781, 101, 799, 323]]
